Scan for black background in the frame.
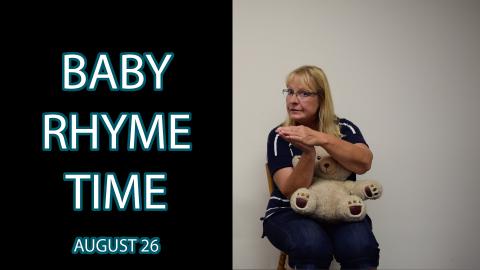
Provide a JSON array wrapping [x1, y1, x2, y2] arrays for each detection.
[[6, 2, 232, 268]]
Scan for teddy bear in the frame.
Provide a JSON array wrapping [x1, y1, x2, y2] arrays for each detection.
[[290, 146, 382, 222]]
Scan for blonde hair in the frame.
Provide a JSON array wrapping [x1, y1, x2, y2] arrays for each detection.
[[283, 65, 341, 138]]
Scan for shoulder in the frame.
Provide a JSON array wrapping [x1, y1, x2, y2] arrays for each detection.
[[267, 125, 291, 150], [267, 124, 283, 140], [337, 117, 368, 145], [338, 118, 361, 135]]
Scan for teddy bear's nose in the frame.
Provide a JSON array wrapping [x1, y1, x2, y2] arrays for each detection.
[[321, 162, 335, 174]]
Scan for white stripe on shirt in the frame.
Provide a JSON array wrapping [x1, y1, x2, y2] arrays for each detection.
[[266, 206, 290, 212], [274, 134, 279, 156], [339, 122, 356, 134], [263, 212, 276, 220], [270, 196, 290, 202]]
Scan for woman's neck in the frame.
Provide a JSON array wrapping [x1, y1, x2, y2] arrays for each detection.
[[295, 120, 319, 130]]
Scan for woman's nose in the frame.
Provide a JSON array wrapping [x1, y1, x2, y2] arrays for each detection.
[[287, 94, 300, 103]]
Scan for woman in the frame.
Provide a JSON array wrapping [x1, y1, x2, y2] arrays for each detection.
[[262, 65, 380, 269]]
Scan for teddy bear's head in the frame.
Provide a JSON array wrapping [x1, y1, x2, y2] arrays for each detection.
[[292, 146, 351, 181]]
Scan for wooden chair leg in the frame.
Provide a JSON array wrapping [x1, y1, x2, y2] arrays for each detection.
[[277, 252, 287, 270]]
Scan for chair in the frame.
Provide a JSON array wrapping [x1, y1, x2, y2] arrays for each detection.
[[265, 163, 288, 270]]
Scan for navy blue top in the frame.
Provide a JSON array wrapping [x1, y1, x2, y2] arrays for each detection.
[[262, 118, 368, 221]]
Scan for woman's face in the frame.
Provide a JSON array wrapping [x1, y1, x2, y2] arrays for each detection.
[[286, 75, 320, 127]]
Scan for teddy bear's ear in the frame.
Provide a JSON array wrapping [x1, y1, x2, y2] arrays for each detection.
[[314, 145, 329, 157], [292, 155, 301, 167]]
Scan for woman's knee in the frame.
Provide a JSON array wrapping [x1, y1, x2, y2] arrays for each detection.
[[334, 238, 379, 267], [332, 219, 380, 268], [288, 230, 333, 261], [263, 213, 333, 265], [286, 221, 334, 267]]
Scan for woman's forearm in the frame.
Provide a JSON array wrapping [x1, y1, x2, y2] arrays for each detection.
[[274, 151, 316, 198], [318, 132, 373, 174]]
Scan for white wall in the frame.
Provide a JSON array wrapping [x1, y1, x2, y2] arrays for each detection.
[[233, 0, 480, 269]]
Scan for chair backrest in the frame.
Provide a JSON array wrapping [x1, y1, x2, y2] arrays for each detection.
[[265, 163, 274, 194]]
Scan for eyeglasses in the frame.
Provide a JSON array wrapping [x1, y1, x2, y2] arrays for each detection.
[[282, 88, 321, 100]]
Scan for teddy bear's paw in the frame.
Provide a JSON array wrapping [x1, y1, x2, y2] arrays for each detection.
[[364, 183, 382, 200], [290, 188, 316, 214], [338, 195, 366, 221], [347, 199, 364, 216]]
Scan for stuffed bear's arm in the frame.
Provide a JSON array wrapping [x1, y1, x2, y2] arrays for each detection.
[[345, 180, 383, 200]]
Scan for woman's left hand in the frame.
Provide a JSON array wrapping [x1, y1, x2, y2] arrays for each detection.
[[276, 125, 325, 146]]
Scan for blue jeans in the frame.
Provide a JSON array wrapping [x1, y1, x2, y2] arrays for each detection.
[[262, 210, 380, 270]]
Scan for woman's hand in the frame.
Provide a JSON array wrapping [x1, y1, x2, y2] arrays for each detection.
[[276, 125, 325, 147], [277, 125, 373, 174], [276, 125, 320, 154]]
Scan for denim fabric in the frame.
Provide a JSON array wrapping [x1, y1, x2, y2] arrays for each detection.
[[263, 210, 379, 270]]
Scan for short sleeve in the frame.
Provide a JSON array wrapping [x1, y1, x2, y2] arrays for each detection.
[[267, 127, 295, 176], [339, 118, 368, 146]]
